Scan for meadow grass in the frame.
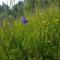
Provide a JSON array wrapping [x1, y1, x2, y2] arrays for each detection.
[[0, 6, 60, 60]]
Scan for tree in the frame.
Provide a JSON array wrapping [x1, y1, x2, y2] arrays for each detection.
[[2, 2, 10, 13], [0, 3, 11, 20], [0, 5, 2, 12], [11, 1, 24, 17]]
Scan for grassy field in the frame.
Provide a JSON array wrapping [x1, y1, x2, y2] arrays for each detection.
[[0, 6, 60, 60]]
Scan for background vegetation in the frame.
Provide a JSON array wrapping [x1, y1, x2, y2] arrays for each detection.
[[0, 0, 60, 60]]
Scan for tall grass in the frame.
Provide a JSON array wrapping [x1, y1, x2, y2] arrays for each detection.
[[0, 6, 60, 60]]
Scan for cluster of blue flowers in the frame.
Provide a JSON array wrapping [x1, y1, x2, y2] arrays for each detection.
[[21, 16, 28, 25]]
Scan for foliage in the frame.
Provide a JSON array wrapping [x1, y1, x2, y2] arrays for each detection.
[[0, 6, 60, 60], [11, 1, 24, 17], [0, 0, 60, 60]]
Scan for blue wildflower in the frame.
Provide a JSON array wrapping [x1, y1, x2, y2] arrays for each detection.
[[21, 16, 28, 24]]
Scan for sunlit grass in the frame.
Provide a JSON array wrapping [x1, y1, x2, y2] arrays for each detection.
[[0, 6, 60, 60]]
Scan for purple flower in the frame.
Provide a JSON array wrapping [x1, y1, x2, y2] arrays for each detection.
[[21, 16, 28, 24]]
